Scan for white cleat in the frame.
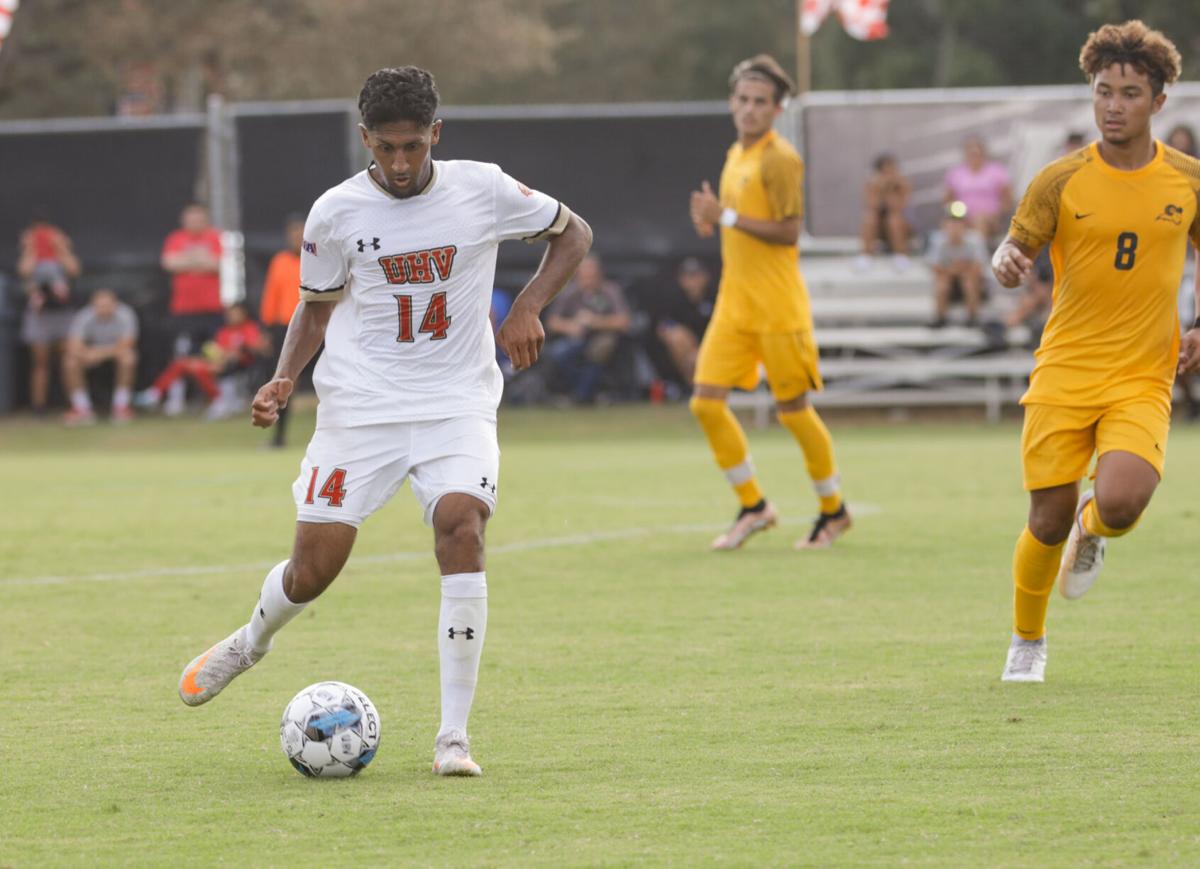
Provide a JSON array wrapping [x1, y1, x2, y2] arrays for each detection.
[[711, 501, 778, 550], [433, 729, 482, 777], [178, 627, 266, 706], [1001, 635, 1047, 683], [1058, 490, 1106, 600]]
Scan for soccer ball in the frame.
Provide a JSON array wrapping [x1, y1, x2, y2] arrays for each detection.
[[280, 681, 381, 778]]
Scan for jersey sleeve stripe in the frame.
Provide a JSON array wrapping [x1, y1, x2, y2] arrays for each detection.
[[299, 284, 345, 302], [521, 203, 570, 243]]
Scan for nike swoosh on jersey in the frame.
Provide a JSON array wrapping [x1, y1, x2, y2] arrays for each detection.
[[1074, 212, 1093, 219]]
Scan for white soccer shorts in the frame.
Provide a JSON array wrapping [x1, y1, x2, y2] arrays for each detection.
[[292, 416, 500, 527]]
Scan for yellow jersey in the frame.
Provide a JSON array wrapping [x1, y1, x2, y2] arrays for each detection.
[[715, 129, 811, 332], [1010, 141, 1200, 407]]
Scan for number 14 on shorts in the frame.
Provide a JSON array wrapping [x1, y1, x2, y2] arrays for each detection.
[[304, 467, 349, 508]]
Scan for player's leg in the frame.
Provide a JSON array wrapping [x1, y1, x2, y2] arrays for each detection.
[[408, 417, 499, 776], [180, 423, 404, 706], [178, 521, 357, 707], [431, 494, 489, 776], [689, 324, 775, 549], [758, 331, 849, 549], [1059, 397, 1168, 599], [1002, 404, 1094, 681]]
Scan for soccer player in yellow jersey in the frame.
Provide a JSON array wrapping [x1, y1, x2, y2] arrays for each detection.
[[687, 54, 850, 551], [993, 21, 1200, 682]]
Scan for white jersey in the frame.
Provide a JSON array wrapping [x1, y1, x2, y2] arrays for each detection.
[[299, 160, 565, 428]]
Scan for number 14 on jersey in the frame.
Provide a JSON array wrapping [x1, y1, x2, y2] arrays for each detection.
[[395, 292, 452, 342]]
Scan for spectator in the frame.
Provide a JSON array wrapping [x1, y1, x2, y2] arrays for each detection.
[[1167, 123, 1197, 157], [137, 302, 268, 418], [1005, 131, 1087, 346], [61, 288, 138, 425], [944, 135, 1013, 245], [927, 202, 988, 328], [17, 212, 81, 415], [856, 153, 912, 271], [544, 253, 632, 404], [650, 257, 714, 389], [161, 203, 224, 407], [258, 213, 305, 446]]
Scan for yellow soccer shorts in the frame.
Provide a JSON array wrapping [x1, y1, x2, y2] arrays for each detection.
[[1020, 393, 1171, 491], [694, 319, 823, 400]]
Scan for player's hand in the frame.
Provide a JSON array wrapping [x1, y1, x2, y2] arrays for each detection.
[[691, 217, 715, 238], [1179, 328, 1200, 376], [690, 180, 723, 226], [497, 300, 545, 371], [991, 242, 1032, 288], [251, 377, 294, 428]]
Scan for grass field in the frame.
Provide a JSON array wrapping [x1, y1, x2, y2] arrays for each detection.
[[1, 404, 1198, 867]]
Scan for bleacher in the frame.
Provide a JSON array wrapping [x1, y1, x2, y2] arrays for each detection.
[[728, 252, 1035, 425]]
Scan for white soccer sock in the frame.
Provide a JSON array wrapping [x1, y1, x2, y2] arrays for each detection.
[[438, 572, 488, 736], [113, 387, 132, 409], [244, 560, 306, 653], [70, 389, 92, 412]]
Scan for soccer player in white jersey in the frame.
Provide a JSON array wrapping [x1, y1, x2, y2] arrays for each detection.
[[177, 67, 592, 776]]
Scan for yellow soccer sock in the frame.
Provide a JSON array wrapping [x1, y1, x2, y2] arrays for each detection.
[[690, 396, 764, 508], [1082, 499, 1136, 538], [1012, 526, 1063, 640], [777, 407, 842, 513]]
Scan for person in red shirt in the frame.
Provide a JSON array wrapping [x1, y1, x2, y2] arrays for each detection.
[[17, 212, 81, 415], [137, 302, 268, 418], [161, 203, 224, 350], [258, 215, 304, 447]]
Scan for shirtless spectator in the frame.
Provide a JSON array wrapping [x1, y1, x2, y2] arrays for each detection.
[[857, 153, 912, 271]]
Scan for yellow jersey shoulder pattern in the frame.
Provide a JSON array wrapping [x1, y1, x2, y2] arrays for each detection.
[[1162, 144, 1200, 248], [1009, 147, 1089, 251], [759, 136, 805, 220]]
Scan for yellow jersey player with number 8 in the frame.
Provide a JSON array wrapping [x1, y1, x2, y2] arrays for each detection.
[[993, 21, 1200, 683], [687, 54, 850, 552]]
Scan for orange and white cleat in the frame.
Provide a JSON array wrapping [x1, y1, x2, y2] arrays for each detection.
[[711, 501, 778, 551], [62, 407, 97, 426], [795, 504, 852, 550], [178, 627, 266, 707], [433, 729, 482, 777]]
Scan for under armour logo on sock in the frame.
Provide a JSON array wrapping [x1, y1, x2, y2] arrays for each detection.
[[480, 476, 496, 493], [357, 237, 380, 252], [448, 627, 475, 640]]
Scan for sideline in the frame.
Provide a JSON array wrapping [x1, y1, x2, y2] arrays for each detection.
[[1, 504, 880, 588]]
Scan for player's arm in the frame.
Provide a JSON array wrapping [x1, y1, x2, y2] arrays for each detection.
[[497, 212, 593, 370], [251, 300, 334, 428], [690, 180, 800, 246], [991, 236, 1039, 288]]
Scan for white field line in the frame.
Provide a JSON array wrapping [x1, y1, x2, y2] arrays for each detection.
[[1, 504, 880, 588]]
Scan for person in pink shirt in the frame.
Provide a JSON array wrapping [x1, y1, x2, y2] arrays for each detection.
[[944, 135, 1013, 244]]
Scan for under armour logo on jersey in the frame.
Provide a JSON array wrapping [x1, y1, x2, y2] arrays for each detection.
[[1156, 204, 1183, 225], [447, 627, 475, 640], [480, 476, 496, 493], [357, 237, 381, 252]]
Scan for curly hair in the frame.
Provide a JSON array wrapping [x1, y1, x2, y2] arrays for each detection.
[[358, 67, 439, 129], [1079, 20, 1182, 96], [729, 54, 795, 104]]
